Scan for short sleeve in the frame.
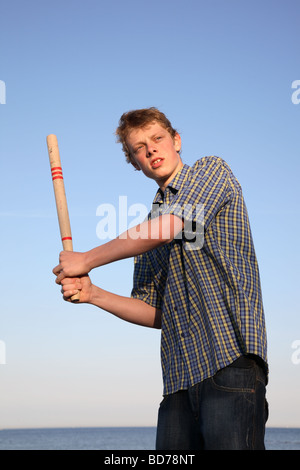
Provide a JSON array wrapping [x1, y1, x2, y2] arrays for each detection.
[[131, 252, 163, 309]]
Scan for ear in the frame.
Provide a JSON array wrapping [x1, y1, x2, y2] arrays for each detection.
[[174, 132, 181, 153]]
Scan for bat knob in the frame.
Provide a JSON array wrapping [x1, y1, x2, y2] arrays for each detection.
[[71, 291, 80, 303]]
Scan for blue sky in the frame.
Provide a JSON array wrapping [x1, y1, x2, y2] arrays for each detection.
[[0, 0, 300, 428]]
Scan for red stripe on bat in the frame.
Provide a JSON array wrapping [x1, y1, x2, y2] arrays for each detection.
[[62, 237, 72, 241], [52, 176, 64, 180], [51, 167, 62, 172]]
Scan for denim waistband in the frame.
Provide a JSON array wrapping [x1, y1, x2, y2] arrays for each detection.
[[229, 355, 256, 368]]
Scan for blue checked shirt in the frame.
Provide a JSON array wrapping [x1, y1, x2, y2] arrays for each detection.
[[131, 156, 268, 395]]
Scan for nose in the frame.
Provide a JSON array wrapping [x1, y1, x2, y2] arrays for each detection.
[[146, 143, 157, 157]]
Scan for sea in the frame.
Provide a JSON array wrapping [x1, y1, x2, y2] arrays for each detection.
[[0, 427, 299, 451]]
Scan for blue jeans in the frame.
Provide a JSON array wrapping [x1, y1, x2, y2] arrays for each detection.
[[156, 356, 268, 450]]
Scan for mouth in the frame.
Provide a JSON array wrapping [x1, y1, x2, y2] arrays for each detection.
[[151, 158, 164, 169]]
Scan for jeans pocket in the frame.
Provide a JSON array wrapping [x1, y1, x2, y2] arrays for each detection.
[[211, 365, 256, 393]]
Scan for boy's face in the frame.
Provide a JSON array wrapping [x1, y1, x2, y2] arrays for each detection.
[[126, 122, 182, 191]]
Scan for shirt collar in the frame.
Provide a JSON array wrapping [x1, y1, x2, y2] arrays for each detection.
[[153, 163, 191, 204]]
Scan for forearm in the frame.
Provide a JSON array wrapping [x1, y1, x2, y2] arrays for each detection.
[[86, 214, 183, 270], [53, 214, 183, 283], [89, 284, 162, 329]]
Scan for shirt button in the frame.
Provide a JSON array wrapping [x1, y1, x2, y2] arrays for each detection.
[[181, 332, 190, 338]]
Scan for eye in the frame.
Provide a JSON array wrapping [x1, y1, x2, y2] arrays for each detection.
[[134, 145, 144, 153]]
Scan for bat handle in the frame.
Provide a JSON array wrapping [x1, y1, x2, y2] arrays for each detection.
[[62, 240, 80, 303]]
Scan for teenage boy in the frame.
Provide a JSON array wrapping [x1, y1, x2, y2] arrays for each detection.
[[53, 107, 268, 450]]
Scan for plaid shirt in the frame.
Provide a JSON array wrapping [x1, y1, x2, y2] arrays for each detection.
[[131, 156, 268, 395]]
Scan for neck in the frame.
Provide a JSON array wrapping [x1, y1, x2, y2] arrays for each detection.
[[158, 160, 184, 192]]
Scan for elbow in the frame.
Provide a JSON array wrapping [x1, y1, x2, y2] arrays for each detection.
[[152, 308, 162, 329]]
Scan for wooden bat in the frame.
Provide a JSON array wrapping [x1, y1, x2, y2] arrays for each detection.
[[47, 134, 80, 302]]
